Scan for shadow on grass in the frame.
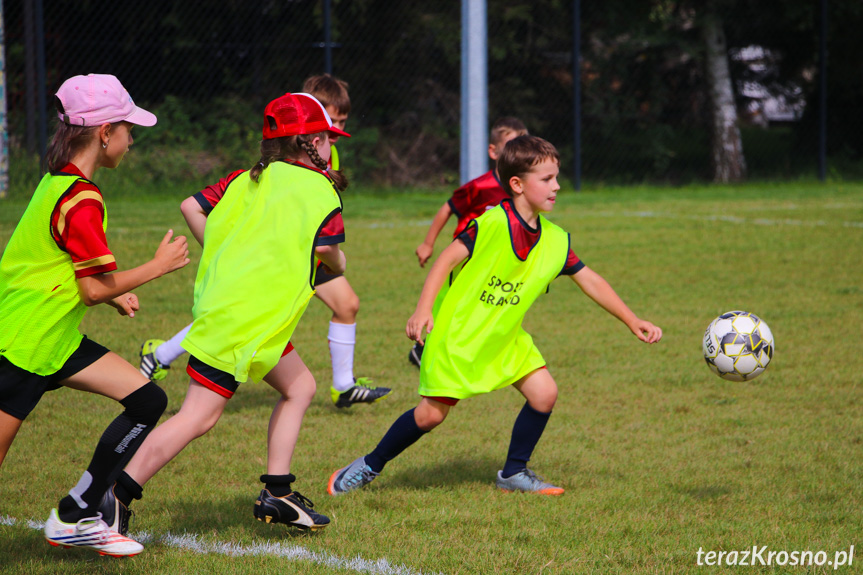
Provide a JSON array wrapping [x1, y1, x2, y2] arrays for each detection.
[[148, 493, 325, 542], [382, 456, 502, 490]]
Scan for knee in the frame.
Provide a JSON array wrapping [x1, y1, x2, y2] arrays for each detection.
[[183, 408, 222, 439], [528, 385, 558, 414], [414, 406, 447, 431], [345, 293, 360, 320], [293, 375, 317, 405], [333, 293, 360, 322], [121, 381, 168, 426]]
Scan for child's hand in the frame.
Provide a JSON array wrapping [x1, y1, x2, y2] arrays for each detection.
[[630, 319, 663, 343], [110, 293, 139, 317], [154, 229, 190, 275], [415, 243, 434, 267], [406, 310, 434, 343]]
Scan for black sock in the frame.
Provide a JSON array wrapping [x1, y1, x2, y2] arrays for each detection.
[[114, 471, 143, 508], [58, 382, 166, 522], [261, 473, 296, 497], [365, 408, 428, 473], [501, 402, 551, 478]]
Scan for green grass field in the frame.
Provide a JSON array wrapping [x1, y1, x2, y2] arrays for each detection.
[[1, 182, 862, 574]]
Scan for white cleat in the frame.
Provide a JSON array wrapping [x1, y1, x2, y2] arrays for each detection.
[[43, 508, 143, 557]]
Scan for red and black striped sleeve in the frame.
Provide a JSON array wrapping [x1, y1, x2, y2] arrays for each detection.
[[559, 236, 585, 276], [192, 169, 246, 214], [316, 211, 345, 246]]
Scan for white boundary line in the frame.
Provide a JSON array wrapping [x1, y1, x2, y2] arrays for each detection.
[[2, 515, 440, 575], [591, 210, 863, 228]]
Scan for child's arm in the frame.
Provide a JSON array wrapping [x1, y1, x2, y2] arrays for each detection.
[[181, 196, 208, 246], [315, 244, 347, 276], [571, 266, 662, 343], [415, 201, 453, 267], [406, 239, 470, 342], [77, 230, 190, 308]]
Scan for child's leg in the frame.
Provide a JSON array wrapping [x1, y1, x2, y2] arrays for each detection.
[[56, 352, 167, 521], [314, 276, 359, 391], [254, 350, 330, 529], [261, 349, 316, 480], [364, 397, 450, 472], [0, 410, 23, 469], [329, 398, 451, 495], [504, 368, 559, 478], [156, 323, 192, 367], [122, 379, 229, 489]]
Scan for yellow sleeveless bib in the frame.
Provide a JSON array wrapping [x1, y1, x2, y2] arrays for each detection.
[[419, 204, 569, 399], [183, 162, 342, 383]]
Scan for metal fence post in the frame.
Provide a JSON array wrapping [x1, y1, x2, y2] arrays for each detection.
[[460, 0, 488, 185], [573, 0, 581, 191], [818, 0, 827, 182]]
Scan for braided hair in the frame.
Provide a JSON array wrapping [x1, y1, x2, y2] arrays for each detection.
[[250, 133, 348, 192]]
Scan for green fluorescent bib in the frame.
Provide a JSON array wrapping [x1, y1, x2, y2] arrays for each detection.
[[0, 173, 103, 374], [419, 205, 570, 399], [330, 145, 339, 171], [183, 162, 342, 383]]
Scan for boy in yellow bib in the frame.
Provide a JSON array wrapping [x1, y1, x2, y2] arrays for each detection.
[[329, 135, 662, 496]]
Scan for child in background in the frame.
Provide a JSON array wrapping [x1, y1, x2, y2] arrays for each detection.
[[301, 74, 391, 407], [0, 74, 189, 557], [409, 117, 528, 367], [329, 135, 662, 497], [101, 93, 348, 541], [139, 74, 391, 409]]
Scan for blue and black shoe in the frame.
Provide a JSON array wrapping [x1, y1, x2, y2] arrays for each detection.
[[327, 456, 379, 495]]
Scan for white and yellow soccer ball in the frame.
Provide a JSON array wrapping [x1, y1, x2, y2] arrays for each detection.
[[703, 311, 774, 381]]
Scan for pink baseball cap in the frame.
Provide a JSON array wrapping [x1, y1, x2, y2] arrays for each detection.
[[55, 74, 157, 127], [262, 92, 350, 140]]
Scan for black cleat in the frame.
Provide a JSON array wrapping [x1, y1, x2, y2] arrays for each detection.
[[408, 342, 423, 368], [98, 485, 133, 535], [331, 378, 392, 408], [254, 489, 330, 531]]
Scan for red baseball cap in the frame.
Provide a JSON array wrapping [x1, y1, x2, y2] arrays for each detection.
[[262, 92, 350, 140], [55, 74, 156, 127]]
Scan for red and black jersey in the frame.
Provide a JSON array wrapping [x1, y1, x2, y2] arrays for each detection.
[[192, 162, 345, 245], [457, 200, 584, 277], [447, 170, 510, 238], [51, 163, 117, 278]]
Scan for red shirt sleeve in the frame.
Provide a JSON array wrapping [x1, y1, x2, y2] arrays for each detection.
[[192, 169, 246, 214], [559, 248, 585, 276], [316, 211, 345, 246], [455, 220, 479, 256], [51, 180, 117, 278]]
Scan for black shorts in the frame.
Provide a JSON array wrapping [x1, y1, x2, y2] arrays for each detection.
[[185, 342, 295, 399], [314, 262, 343, 287], [0, 336, 110, 420]]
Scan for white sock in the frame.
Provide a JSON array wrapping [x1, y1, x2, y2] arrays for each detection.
[[155, 323, 192, 366], [328, 321, 356, 392]]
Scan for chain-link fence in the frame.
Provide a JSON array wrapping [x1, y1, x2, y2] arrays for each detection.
[[4, 0, 863, 192]]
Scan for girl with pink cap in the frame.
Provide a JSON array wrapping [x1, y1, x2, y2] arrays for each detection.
[[0, 74, 189, 557]]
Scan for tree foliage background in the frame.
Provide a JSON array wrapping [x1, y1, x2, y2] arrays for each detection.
[[4, 0, 863, 188]]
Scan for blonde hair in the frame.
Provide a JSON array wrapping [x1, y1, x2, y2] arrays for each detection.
[[250, 133, 348, 191]]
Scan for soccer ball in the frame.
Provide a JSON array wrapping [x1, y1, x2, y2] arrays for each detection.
[[702, 311, 774, 381]]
